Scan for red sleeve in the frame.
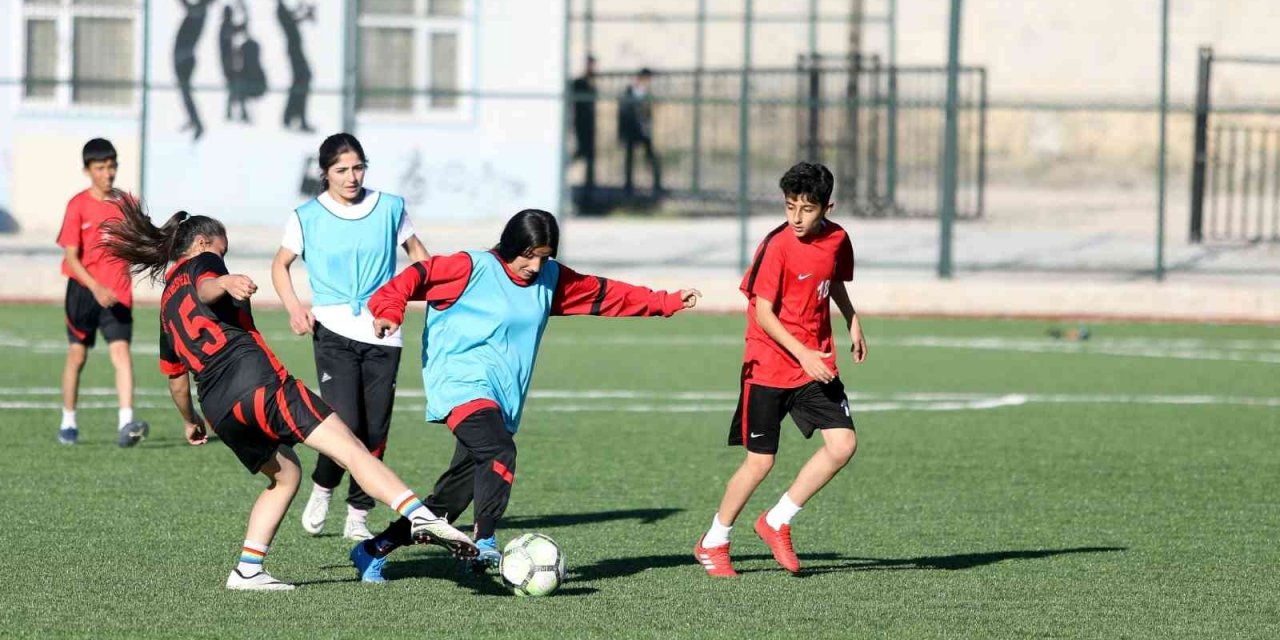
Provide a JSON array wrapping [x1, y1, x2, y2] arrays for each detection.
[[56, 198, 82, 248], [158, 324, 187, 377], [836, 234, 854, 282], [368, 253, 474, 325], [740, 236, 784, 302], [551, 264, 685, 317]]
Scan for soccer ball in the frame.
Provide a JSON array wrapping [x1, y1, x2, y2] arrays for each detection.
[[499, 533, 565, 597]]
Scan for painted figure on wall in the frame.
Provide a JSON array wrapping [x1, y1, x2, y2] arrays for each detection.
[[219, 0, 266, 123], [277, 0, 316, 133], [175, 0, 215, 141]]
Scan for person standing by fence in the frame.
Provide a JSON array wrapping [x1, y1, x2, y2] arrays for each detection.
[[619, 68, 663, 195]]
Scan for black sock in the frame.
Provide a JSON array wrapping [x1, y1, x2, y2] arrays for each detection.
[[365, 517, 412, 558], [475, 517, 497, 541]]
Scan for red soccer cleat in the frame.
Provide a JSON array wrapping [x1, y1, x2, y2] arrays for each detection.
[[694, 536, 740, 578], [754, 512, 800, 574]]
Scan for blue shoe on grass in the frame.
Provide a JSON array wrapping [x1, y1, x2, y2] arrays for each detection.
[[58, 426, 78, 445], [469, 536, 501, 574], [117, 420, 149, 448], [350, 542, 387, 584]]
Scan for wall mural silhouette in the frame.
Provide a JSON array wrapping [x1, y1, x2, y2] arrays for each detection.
[[173, 0, 315, 142], [174, 0, 214, 141]]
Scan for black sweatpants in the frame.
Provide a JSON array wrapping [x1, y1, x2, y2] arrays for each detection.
[[311, 322, 401, 511], [424, 407, 517, 540]]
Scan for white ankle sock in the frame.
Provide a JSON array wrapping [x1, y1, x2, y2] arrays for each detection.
[[702, 514, 733, 548], [347, 505, 369, 523], [765, 493, 802, 530], [61, 409, 77, 429], [118, 407, 133, 430], [312, 484, 333, 499]]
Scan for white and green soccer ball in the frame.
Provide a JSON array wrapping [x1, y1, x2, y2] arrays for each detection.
[[499, 533, 566, 597]]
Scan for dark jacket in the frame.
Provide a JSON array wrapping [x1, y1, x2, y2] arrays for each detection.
[[618, 84, 653, 142]]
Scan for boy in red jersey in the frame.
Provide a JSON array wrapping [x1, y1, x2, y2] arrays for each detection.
[[695, 162, 867, 577], [55, 138, 148, 447]]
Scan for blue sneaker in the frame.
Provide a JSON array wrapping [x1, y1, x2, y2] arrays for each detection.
[[470, 536, 501, 574], [117, 420, 149, 448], [350, 541, 387, 584], [58, 426, 78, 445]]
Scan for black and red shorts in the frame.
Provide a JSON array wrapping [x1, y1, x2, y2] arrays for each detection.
[[728, 378, 855, 455], [210, 376, 333, 473], [64, 279, 132, 347]]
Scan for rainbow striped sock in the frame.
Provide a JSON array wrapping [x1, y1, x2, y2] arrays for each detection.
[[236, 541, 268, 575], [392, 490, 429, 521]]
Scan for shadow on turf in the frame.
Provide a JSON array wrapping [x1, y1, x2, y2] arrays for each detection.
[[382, 553, 600, 597], [575, 546, 1126, 580], [499, 508, 684, 528]]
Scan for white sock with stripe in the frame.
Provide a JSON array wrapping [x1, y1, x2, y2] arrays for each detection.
[[237, 540, 269, 575], [702, 513, 733, 548]]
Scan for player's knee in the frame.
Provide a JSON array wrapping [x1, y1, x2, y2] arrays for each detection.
[[66, 346, 87, 368], [744, 452, 775, 474], [826, 430, 857, 464], [269, 460, 301, 493], [107, 342, 131, 366]]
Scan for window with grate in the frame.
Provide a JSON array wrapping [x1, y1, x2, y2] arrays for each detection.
[[21, 0, 138, 107], [357, 0, 468, 117]]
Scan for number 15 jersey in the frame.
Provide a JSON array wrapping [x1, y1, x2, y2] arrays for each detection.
[[158, 252, 287, 422]]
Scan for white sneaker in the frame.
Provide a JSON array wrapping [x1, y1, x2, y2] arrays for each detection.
[[410, 514, 479, 559], [343, 516, 373, 541], [301, 489, 330, 535], [225, 568, 295, 591]]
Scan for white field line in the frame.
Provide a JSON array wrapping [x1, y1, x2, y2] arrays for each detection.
[[5, 330, 1280, 365], [3, 388, 1278, 414]]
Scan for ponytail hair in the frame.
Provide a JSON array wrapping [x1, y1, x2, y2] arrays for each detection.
[[494, 209, 560, 262], [100, 194, 227, 283]]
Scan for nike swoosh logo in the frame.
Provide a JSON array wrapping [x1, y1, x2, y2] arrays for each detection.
[[798, 274, 813, 280], [81, 223, 93, 229], [749, 432, 764, 438]]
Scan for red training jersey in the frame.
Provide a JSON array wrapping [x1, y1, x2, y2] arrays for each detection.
[[368, 250, 686, 325], [158, 252, 287, 421], [739, 220, 854, 389], [56, 190, 134, 308]]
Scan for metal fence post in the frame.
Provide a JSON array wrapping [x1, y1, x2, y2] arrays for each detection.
[[1155, 0, 1169, 280], [808, 56, 821, 161], [692, 0, 706, 192], [557, 0, 573, 230], [938, 0, 963, 279], [1189, 46, 1213, 244], [738, 0, 754, 273], [138, 0, 151, 201], [977, 67, 987, 218], [886, 0, 898, 206], [342, 0, 359, 133]]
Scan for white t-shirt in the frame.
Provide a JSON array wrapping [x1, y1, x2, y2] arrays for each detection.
[[281, 189, 417, 348]]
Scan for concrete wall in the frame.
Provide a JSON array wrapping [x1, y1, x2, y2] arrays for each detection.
[[1, 0, 565, 236]]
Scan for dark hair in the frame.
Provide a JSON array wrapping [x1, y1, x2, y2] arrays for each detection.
[[82, 138, 117, 168], [318, 133, 368, 192], [637, 67, 653, 78], [494, 209, 559, 262], [779, 161, 834, 207], [100, 196, 226, 283]]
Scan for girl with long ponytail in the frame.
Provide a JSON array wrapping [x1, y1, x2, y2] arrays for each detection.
[[100, 199, 476, 592]]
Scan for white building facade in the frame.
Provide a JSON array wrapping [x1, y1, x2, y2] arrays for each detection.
[[2, 0, 567, 234]]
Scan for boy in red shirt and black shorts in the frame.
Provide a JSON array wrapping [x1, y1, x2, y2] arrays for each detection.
[[695, 162, 868, 577], [55, 138, 148, 447]]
